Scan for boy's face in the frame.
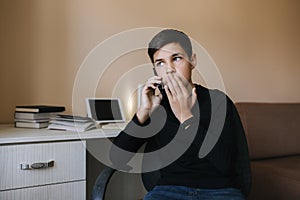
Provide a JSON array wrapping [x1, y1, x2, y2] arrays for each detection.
[[153, 42, 196, 85]]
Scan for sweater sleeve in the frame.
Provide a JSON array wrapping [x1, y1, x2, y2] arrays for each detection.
[[202, 90, 251, 196], [201, 89, 231, 168], [231, 101, 252, 197], [109, 114, 150, 169]]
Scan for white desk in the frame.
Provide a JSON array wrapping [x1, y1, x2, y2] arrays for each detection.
[[0, 124, 120, 144], [0, 125, 120, 200]]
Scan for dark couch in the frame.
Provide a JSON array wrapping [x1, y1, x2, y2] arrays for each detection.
[[236, 103, 300, 200]]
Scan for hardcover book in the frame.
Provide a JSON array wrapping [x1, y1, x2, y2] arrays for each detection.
[[15, 121, 49, 129], [15, 105, 65, 113], [14, 112, 51, 120]]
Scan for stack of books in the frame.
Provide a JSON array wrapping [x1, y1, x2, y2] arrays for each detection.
[[14, 105, 66, 129], [48, 114, 99, 132]]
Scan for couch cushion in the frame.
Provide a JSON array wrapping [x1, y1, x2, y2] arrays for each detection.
[[235, 103, 300, 160], [248, 156, 300, 200]]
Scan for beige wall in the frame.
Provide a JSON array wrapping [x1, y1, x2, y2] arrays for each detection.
[[1, 0, 299, 123]]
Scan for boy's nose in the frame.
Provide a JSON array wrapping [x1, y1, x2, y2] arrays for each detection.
[[166, 62, 175, 74]]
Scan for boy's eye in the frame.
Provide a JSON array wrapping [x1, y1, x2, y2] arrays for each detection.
[[155, 62, 164, 67], [173, 56, 182, 61]]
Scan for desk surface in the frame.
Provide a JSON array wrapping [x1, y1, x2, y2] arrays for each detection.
[[0, 124, 120, 144]]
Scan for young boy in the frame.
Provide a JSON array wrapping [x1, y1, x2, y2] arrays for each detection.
[[111, 29, 251, 200]]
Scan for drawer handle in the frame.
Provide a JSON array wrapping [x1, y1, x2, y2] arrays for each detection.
[[20, 160, 54, 170]]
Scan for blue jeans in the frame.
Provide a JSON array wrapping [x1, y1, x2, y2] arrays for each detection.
[[144, 185, 245, 200]]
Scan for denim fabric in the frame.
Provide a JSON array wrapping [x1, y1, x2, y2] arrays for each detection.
[[144, 185, 245, 200]]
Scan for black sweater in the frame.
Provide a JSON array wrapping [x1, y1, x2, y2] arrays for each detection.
[[110, 84, 251, 196]]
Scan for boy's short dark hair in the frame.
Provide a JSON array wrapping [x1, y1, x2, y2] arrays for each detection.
[[148, 29, 193, 64]]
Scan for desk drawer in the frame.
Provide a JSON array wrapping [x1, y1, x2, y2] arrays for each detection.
[[0, 180, 86, 200], [0, 141, 86, 191]]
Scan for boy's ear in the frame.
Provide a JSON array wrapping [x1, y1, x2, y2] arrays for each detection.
[[190, 54, 197, 69]]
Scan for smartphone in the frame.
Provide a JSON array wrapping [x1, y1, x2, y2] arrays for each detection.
[[152, 68, 164, 93]]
